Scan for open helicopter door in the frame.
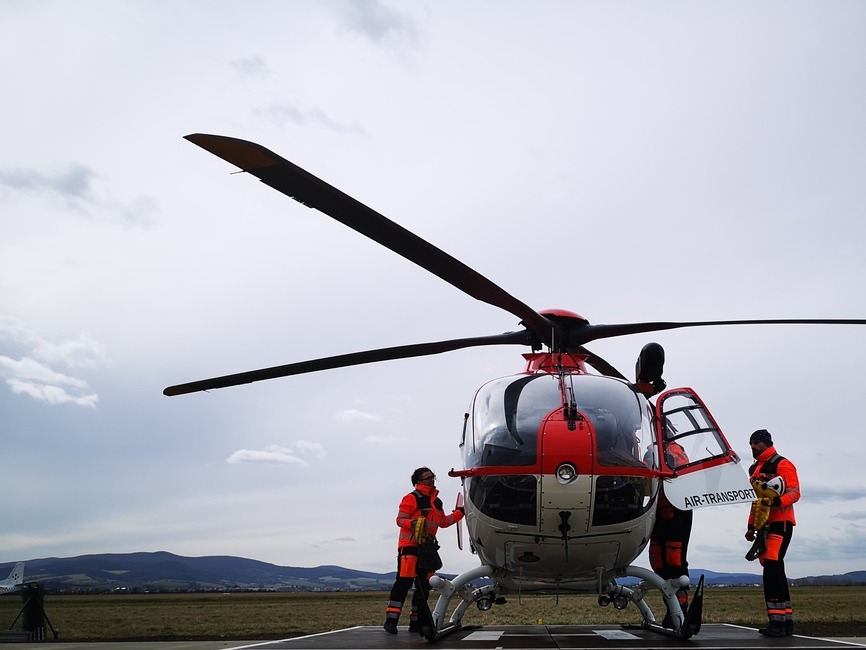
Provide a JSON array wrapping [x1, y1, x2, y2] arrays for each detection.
[[652, 388, 753, 511]]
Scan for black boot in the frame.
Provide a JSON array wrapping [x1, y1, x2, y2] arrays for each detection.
[[785, 621, 795, 636], [758, 621, 786, 637], [383, 619, 398, 634]]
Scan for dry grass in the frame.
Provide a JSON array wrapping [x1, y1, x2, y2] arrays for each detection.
[[2, 586, 865, 642]]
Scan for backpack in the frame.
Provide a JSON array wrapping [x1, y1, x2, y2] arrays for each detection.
[[412, 490, 443, 571], [749, 453, 785, 479]]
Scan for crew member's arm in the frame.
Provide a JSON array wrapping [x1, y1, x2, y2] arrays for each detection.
[[396, 493, 418, 531], [774, 459, 800, 509]]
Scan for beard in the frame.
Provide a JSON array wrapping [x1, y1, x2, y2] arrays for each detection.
[[751, 447, 762, 459]]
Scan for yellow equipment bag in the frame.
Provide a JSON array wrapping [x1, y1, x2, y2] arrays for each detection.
[[750, 477, 783, 530], [745, 477, 784, 561]]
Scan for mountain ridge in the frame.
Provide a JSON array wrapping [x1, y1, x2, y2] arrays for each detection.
[[3, 552, 863, 593]]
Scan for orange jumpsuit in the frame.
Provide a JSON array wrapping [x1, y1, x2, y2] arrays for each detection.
[[648, 442, 692, 620], [748, 445, 800, 633], [384, 483, 463, 631]]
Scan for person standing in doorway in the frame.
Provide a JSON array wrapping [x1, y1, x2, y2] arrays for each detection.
[[646, 424, 692, 628]]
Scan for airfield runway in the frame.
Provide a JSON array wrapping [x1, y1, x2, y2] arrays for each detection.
[[5, 624, 864, 649]]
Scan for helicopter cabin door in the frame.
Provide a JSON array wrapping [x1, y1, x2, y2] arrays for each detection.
[[652, 388, 753, 511]]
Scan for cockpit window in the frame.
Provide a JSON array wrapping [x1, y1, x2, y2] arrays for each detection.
[[468, 474, 537, 525], [592, 475, 652, 526], [468, 373, 651, 470], [656, 390, 728, 467], [469, 374, 562, 467], [572, 375, 649, 468]]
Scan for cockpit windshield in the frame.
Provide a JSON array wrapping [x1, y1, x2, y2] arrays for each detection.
[[468, 374, 561, 467], [573, 375, 650, 469], [467, 373, 651, 469]]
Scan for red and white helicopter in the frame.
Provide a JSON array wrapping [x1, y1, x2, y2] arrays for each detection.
[[165, 134, 866, 640]]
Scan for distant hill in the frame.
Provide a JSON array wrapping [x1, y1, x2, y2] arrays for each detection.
[[691, 568, 866, 587], [793, 570, 866, 586], [1, 552, 863, 593], [5, 552, 397, 593]]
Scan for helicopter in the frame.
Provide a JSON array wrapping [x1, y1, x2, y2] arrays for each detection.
[[165, 134, 866, 640]]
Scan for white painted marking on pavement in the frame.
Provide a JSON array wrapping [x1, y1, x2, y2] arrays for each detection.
[[593, 628, 641, 639]]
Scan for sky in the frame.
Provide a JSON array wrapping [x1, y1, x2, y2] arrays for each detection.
[[2, 0, 866, 585]]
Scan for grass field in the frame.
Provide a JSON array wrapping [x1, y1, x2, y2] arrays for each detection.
[[2, 587, 865, 642]]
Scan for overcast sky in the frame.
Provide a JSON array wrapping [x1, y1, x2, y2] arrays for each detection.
[[2, 0, 866, 589]]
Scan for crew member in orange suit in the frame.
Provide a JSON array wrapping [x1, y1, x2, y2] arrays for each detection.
[[383, 467, 464, 636], [647, 436, 692, 628], [745, 429, 800, 637], [634, 372, 693, 629]]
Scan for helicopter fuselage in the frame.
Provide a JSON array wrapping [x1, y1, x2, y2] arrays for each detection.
[[452, 353, 660, 593]]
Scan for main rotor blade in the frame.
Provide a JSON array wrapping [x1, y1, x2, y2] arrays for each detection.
[[185, 133, 554, 342], [577, 346, 627, 380], [575, 318, 866, 345], [164, 330, 533, 396]]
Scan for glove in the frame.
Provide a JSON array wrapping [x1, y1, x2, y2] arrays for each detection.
[[456, 506, 465, 515], [745, 529, 756, 542], [772, 497, 782, 507]]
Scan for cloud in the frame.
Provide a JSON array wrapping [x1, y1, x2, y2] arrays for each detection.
[[0, 317, 105, 407], [802, 484, 866, 502], [255, 103, 366, 135], [30, 336, 106, 372], [333, 0, 420, 46], [365, 434, 397, 446], [226, 447, 308, 465], [0, 164, 94, 202], [230, 55, 272, 79], [115, 195, 158, 229], [317, 535, 357, 546], [291, 441, 326, 458], [335, 408, 381, 424], [0, 355, 90, 388], [6, 378, 98, 408], [797, 520, 866, 566], [226, 441, 326, 466], [0, 164, 156, 228]]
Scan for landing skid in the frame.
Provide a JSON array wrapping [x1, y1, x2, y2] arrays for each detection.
[[621, 566, 704, 639], [626, 572, 704, 640], [425, 565, 703, 642], [426, 565, 492, 641]]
